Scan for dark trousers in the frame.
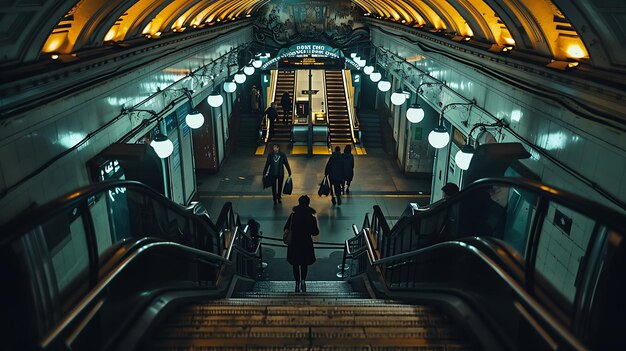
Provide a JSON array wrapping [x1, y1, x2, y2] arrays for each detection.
[[293, 265, 308, 281], [271, 175, 284, 200], [282, 108, 291, 124], [330, 180, 342, 199]]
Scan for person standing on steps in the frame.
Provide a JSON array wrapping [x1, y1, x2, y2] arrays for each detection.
[[250, 85, 261, 113], [285, 195, 319, 292], [263, 144, 292, 205], [264, 102, 278, 139], [280, 91, 292, 125], [325, 146, 344, 205], [342, 145, 354, 195]]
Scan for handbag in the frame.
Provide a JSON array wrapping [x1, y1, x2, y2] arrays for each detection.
[[263, 175, 272, 189], [283, 213, 293, 245], [283, 176, 293, 195], [318, 175, 330, 197]]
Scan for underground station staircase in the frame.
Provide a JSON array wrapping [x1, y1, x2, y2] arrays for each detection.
[[325, 70, 353, 145], [270, 70, 295, 143], [148, 281, 472, 350]]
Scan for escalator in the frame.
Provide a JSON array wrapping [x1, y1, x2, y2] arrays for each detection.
[[270, 70, 295, 143], [1, 178, 625, 350], [325, 70, 353, 145]]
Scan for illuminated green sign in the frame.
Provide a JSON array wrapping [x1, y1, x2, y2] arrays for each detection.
[[262, 42, 359, 70]]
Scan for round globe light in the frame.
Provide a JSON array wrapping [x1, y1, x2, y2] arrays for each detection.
[[369, 72, 382, 82], [350, 53, 357, 58], [252, 59, 262, 68], [455, 145, 475, 170], [234, 73, 247, 84], [363, 66, 374, 75], [390, 90, 407, 105], [243, 65, 255, 75], [406, 104, 425, 123], [428, 125, 450, 149], [185, 111, 204, 129], [223, 81, 237, 93], [151, 134, 174, 158], [207, 92, 224, 107], [356, 58, 366, 68], [377, 80, 391, 92]]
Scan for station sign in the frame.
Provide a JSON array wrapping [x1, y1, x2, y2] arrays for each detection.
[[262, 42, 359, 70]]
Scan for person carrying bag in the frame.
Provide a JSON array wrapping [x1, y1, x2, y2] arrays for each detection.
[[318, 176, 330, 197]]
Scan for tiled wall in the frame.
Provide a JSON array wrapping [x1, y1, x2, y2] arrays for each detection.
[[371, 29, 626, 212], [535, 203, 593, 302], [50, 216, 89, 292], [0, 28, 253, 224]]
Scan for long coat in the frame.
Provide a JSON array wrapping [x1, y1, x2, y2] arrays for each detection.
[[342, 153, 354, 182], [264, 151, 291, 178], [285, 206, 319, 265], [325, 151, 344, 182]]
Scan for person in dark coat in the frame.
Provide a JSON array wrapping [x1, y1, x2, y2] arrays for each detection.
[[284, 195, 319, 292], [280, 91, 292, 125], [342, 145, 354, 194], [325, 146, 344, 205], [264, 102, 278, 138], [263, 144, 292, 205]]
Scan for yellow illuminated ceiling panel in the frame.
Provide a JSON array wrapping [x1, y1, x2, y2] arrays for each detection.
[[106, 0, 162, 41], [510, 0, 588, 60], [354, 0, 393, 19]]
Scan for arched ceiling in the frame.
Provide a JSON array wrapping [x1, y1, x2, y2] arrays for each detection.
[[0, 0, 624, 72]]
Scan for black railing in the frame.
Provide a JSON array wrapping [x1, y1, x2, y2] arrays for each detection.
[[342, 177, 626, 350], [0, 180, 261, 351]]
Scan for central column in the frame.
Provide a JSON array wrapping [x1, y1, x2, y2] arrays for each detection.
[[307, 69, 313, 157]]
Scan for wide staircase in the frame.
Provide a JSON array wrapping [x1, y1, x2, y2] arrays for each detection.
[[325, 70, 353, 145], [149, 281, 471, 349], [2, 178, 626, 350], [270, 70, 295, 143]]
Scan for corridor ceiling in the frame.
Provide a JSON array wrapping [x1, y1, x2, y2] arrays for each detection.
[[1, 0, 625, 71]]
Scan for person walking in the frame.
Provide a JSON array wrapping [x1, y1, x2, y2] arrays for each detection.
[[250, 85, 261, 113], [325, 146, 344, 205], [342, 145, 354, 195], [264, 102, 278, 138], [284, 195, 319, 292], [280, 91, 292, 125], [263, 144, 292, 205]]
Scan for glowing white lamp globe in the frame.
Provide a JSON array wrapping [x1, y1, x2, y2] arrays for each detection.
[[223, 81, 237, 93], [185, 111, 204, 129], [356, 58, 366, 68], [350, 53, 357, 58], [207, 92, 224, 107], [252, 59, 262, 68], [390, 90, 407, 105], [378, 80, 391, 92], [455, 145, 475, 170], [428, 125, 450, 149], [243, 65, 255, 75], [370, 72, 382, 82], [406, 104, 425, 123], [234, 73, 246, 84], [363, 66, 374, 75], [151, 134, 174, 158]]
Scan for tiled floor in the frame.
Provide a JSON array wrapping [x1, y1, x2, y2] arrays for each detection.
[[196, 146, 432, 279]]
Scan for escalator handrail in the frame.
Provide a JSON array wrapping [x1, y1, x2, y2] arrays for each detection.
[[0, 180, 218, 246], [348, 231, 586, 351], [371, 177, 625, 241], [39, 239, 230, 349]]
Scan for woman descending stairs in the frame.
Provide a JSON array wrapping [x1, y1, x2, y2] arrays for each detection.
[[148, 281, 473, 350]]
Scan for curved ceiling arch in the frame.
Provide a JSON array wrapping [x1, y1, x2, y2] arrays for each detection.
[[1, 0, 619, 72]]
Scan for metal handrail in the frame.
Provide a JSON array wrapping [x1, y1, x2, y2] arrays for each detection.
[[0, 180, 217, 246], [346, 234, 587, 351], [258, 234, 344, 247], [39, 240, 230, 349]]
